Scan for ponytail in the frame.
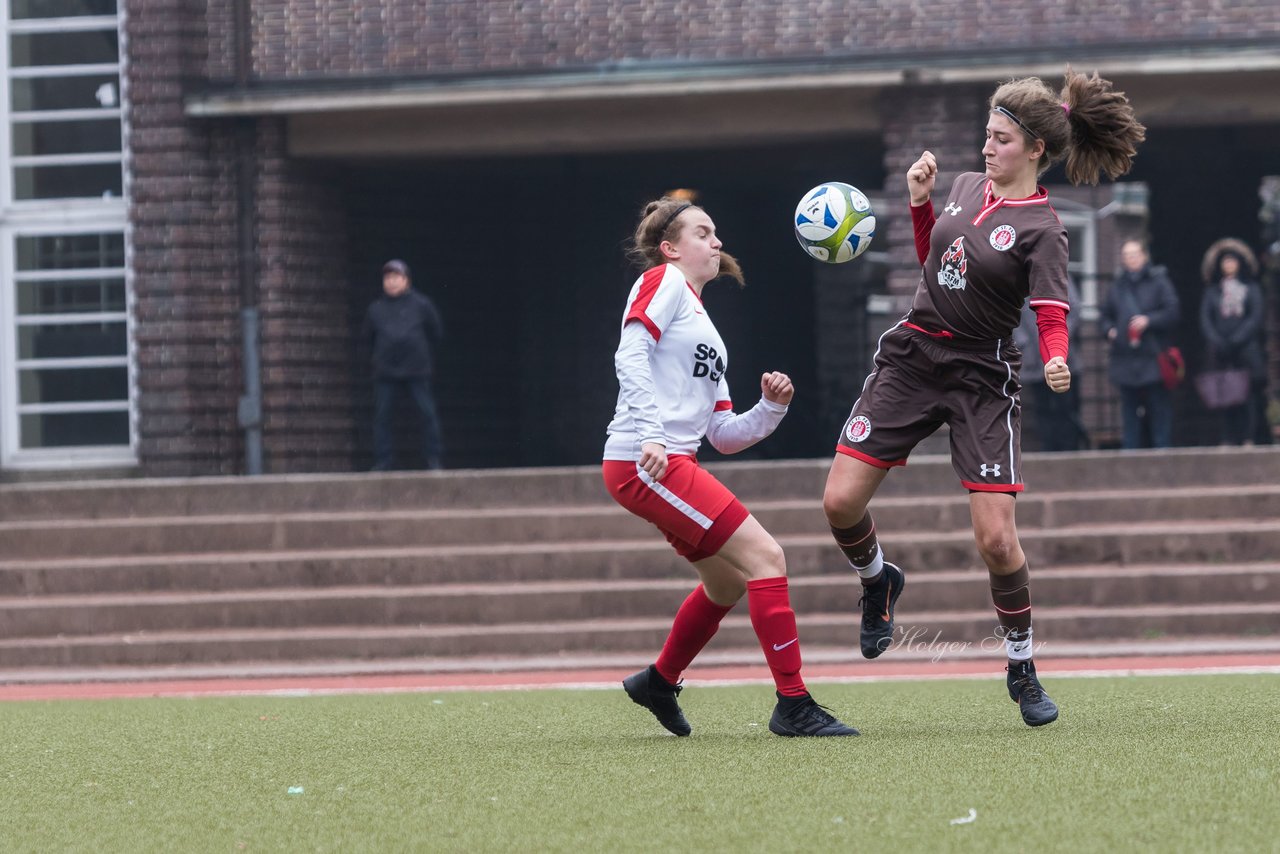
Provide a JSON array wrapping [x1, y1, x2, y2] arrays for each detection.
[[990, 67, 1145, 186]]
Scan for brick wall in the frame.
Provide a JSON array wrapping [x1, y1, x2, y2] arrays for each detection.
[[254, 120, 353, 473], [127, 1, 243, 476], [222, 1, 1280, 81], [129, 2, 352, 476]]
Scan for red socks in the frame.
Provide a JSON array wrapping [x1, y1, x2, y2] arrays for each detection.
[[653, 578, 809, 699], [747, 576, 808, 697], [654, 585, 734, 685]]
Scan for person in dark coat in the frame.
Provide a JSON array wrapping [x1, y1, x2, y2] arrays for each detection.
[[362, 259, 445, 470], [1100, 239, 1180, 449], [1199, 238, 1271, 446], [1014, 275, 1089, 451]]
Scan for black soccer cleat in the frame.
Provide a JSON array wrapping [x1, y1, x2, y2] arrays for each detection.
[[858, 562, 905, 659], [623, 665, 691, 736], [1007, 659, 1059, 727], [768, 692, 860, 737]]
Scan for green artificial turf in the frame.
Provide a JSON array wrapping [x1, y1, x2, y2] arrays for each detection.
[[1, 673, 1278, 852]]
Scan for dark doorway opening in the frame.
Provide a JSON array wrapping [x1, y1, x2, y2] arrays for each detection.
[[343, 137, 885, 469]]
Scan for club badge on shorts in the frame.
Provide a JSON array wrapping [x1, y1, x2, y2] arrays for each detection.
[[989, 224, 1016, 251], [845, 415, 872, 443]]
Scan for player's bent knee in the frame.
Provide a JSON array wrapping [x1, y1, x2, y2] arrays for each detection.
[[822, 485, 866, 527], [706, 577, 748, 604], [718, 522, 787, 580], [976, 534, 1019, 567]]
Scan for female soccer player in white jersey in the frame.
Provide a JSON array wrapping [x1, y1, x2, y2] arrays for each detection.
[[823, 69, 1146, 727], [606, 197, 858, 738]]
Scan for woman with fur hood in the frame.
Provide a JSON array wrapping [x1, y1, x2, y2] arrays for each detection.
[[1199, 238, 1271, 445]]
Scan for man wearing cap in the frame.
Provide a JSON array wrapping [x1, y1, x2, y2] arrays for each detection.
[[362, 259, 445, 470]]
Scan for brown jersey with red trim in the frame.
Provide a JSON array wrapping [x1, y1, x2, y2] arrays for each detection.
[[908, 172, 1069, 341]]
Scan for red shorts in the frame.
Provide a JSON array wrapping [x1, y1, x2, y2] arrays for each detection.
[[602, 455, 750, 562]]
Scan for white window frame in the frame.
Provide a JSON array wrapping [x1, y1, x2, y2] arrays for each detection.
[[0, 3, 134, 470], [4, 16, 124, 206], [1057, 208, 1100, 322], [0, 219, 135, 468]]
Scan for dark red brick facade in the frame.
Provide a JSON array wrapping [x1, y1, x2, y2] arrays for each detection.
[[128, 2, 353, 475], [121, 1, 1280, 474], [228, 1, 1274, 78], [127, 2, 242, 476]]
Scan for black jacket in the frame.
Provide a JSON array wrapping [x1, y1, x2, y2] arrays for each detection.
[[362, 289, 444, 379], [1100, 263, 1180, 388], [1200, 279, 1267, 380]]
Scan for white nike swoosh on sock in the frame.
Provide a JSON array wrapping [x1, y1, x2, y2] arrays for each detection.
[[772, 638, 799, 651]]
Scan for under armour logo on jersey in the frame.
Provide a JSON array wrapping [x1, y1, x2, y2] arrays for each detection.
[[944, 202, 963, 216], [693, 343, 725, 381], [979, 463, 1002, 477]]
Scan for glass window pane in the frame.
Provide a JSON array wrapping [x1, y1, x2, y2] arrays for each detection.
[[9, 30, 119, 67], [18, 322, 127, 359], [12, 162, 122, 200], [19, 365, 128, 404], [16, 233, 124, 270], [17, 277, 126, 314], [11, 75, 119, 111], [1067, 227, 1086, 264], [12, 118, 121, 156], [10, 0, 118, 18], [20, 410, 128, 449]]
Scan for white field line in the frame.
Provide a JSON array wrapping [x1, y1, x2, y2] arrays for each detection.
[[138, 664, 1280, 699]]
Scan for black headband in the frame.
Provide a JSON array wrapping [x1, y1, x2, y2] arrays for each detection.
[[993, 105, 1041, 140], [658, 203, 692, 236]]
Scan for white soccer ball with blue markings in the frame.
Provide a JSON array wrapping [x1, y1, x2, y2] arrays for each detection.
[[794, 182, 876, 263]]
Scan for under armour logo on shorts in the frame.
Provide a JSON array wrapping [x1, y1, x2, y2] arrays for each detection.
[[979, 463, 1002, 477]]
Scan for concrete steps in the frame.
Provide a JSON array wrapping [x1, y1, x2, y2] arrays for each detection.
[[0, 446, 1278, 680], [5, 484, 1280, 560], [4, 562, 1278, 638], [2, 445, 1274, 521], [4, 520, 1280, 598]]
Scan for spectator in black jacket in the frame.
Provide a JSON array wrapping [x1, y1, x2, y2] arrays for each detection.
[[1100, 239, 1181, 449], [362, 259, 445, 470], [1200, 238, 1270, 446]]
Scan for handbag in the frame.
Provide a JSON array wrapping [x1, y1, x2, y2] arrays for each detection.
[[1117, 286, 1182, 390], [1194, 368, 1250, 410], [1156, 346, 1185, 390]]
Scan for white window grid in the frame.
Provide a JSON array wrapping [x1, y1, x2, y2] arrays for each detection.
[[1, 225, 133, 465], [0, 5, 134, 468], [4, 15, 124, 206]]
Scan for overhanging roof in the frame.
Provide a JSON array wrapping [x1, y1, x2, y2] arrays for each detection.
[[186, 40, 1280, 118], [181, 40, 1280, 158]]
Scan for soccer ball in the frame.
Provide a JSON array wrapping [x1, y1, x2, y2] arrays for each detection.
[[793, 182, 876, 263]]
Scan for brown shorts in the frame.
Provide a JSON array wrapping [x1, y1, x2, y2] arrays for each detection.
[[836, 323, 1025, 493]]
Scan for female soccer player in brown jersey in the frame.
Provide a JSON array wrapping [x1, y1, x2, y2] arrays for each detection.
[[823, 69, 1146, 727]]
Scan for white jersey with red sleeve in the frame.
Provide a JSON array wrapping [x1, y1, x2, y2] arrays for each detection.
[[604, 264, 733, 460]]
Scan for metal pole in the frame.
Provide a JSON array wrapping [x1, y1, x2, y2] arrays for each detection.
[[235, 118, 262, 475], [238, 306, 263, 474]]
